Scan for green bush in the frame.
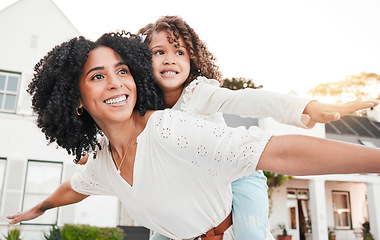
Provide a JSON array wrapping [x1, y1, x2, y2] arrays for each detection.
[[44, 224, 61, 240], [61, 224, 123, 240]]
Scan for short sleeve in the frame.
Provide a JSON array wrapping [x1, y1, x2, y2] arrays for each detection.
[[71, 139, 115, 196], [148, 110, 273, 183]]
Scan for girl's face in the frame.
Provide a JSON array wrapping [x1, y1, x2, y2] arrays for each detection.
[[149, 31, 191, 94], [78, 46, 137, 126]]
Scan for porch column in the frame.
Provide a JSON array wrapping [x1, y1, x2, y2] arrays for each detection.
[[366, 181, 380, 239], [309, 178, 328, 240]]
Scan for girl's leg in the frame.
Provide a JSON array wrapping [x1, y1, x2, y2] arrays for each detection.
[[149, 232, 170, 240], [231, 170, 269, 240]]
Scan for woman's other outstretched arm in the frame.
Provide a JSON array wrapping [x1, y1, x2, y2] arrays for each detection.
[[257, 135, 380, 176], [7, 180, 88, 225]]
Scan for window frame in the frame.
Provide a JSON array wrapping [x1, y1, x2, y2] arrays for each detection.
[[332, 190, 352, 230], [0, 69, 21, 113], [0, 158, 7, 210], [287, 188, 310, 200], [21, 159, 63, 225]]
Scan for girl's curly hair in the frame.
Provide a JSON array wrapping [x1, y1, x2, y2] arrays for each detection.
[[138, 15, 223, 86], [27, 33, 164, 162]]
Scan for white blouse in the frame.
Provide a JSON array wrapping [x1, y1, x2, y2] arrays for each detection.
[[71, 109, 273, 240]]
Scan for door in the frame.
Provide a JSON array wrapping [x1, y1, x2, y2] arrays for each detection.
[[287, 199, 300, 240]]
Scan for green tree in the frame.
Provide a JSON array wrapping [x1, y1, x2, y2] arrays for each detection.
[[308, 72, 380, 101], [222, 77, 263, 90]]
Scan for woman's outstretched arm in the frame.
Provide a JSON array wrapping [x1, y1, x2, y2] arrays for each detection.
[[7, 179, 88, 225], [257, 135, 380, 176]]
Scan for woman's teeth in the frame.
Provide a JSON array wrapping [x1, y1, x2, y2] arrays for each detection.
[[105, 95, 127, 105]]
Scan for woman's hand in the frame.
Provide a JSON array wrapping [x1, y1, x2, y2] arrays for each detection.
[[7, 206, 45, 225], [7, 180, 88, 225], [303, 100, 379, 128]]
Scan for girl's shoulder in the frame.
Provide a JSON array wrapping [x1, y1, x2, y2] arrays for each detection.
[[182, 76, 220, 103], [185, 76, 220, 91]]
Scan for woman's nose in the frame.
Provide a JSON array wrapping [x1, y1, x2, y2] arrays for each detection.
[[108, 74, 122, 89]]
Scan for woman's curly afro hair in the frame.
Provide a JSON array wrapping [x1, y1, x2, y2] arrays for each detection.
[[28, 32, 164, 162]]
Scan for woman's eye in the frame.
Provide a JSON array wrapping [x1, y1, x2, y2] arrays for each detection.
[[176, 50, 184, 56], [91, 74, 104, 80], [118, 68, 128, 75]]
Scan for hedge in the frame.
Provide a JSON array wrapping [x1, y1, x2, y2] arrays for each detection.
[[61, 224, 124, 240]]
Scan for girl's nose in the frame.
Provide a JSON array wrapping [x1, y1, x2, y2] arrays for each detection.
[[164, 54, 176, 65]]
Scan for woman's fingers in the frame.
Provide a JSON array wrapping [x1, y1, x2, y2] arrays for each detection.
[[7, 213, 22, 225]]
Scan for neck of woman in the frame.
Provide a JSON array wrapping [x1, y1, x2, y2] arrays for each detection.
[[103, 110, 154, 157]]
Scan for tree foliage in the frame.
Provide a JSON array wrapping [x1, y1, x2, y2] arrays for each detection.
[[308, 72, 380, 101], [222, 77, 263, 90]]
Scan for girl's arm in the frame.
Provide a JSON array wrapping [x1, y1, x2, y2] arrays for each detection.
[[303, 100, 378, 128], [184, 79, 378, 128], [7, 180, 88, 225], [257, 135, 380, 175]]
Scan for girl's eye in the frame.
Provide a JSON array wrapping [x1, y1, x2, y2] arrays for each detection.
[[176, 50, 184, 56], [91, 74, 104, 80], [154, 50, 164, 55]]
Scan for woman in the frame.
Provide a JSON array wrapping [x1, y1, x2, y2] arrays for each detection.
[[8, 33, 380, 240]]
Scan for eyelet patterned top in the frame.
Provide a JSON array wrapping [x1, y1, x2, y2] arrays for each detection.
[[71, 109, 272, 240]]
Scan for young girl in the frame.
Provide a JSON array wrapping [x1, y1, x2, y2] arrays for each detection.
[[135, 15, 378, 240], [7, 33, 380, 240]]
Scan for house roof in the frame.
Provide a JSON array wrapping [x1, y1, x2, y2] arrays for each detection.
[[326, 115, 380, 138]]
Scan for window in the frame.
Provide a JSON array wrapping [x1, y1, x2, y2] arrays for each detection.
[[0, 158, 6, 206], [0, 70, 21, 113], [22, 160, 63, 225], [287, 188, 309, 200], [332, 191, 352, 229]]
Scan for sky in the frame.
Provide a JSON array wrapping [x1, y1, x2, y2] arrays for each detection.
[[2, 0, 380, 96]]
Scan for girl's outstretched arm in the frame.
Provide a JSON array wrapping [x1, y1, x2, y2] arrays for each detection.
[[303, 100, 379, 128], [257, 135, 380, 176], [185, 80, 378, 128], [7, 180, 88, 225]]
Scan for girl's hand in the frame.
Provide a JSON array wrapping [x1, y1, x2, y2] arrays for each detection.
[[7, 207, 44, 225], [303, 100, 379, 128]]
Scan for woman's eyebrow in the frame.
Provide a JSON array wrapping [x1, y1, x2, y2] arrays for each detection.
[[85, 62, 126, 76], [115, 62, 127, 67], [86, 66, 104, 76]]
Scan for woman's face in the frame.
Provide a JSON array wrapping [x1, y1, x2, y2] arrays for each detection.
[[78, 46, 137, 126], [149, 31, 191, 94]]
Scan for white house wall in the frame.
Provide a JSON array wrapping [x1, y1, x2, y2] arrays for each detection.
[[0, 0, 80, 116], [269, 179, 370, 240], [0, 0, 120, 239], [258, 115, 380, 240]]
